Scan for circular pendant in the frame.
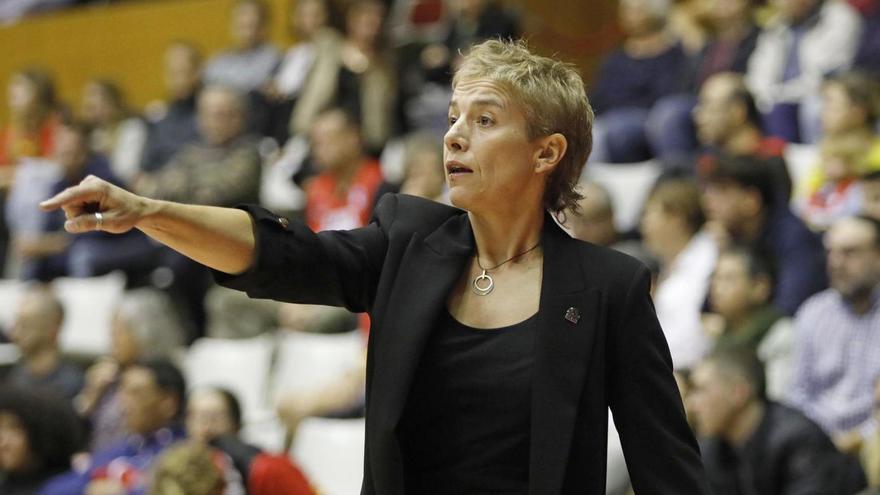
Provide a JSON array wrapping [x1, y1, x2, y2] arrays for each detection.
[[472, 271, 494, 296]]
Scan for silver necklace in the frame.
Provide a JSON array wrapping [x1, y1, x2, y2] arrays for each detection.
[[472, 242, 541, 296]]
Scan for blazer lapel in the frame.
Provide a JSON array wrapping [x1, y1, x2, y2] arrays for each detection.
[[529, 215, 601, 495], [366, 212, 473, 493]]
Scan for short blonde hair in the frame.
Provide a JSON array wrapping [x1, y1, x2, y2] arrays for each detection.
[[453, 39, 594, 213]]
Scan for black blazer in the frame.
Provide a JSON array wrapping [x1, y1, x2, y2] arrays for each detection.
[[216, 194, 709, 494]]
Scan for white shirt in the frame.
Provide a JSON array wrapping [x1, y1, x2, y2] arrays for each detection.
[[654, 230, 718, 370]]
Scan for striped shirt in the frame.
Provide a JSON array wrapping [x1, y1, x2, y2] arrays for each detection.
[[787, 288, 880, 437]]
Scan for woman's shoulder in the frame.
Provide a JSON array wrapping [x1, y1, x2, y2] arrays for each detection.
[[373, 193, 465, 234]]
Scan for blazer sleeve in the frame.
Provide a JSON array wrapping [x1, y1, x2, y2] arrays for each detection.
[[212, 194, 397, 313], [607, 264, 710, 494]]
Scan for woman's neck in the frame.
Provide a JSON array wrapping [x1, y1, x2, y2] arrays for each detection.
[[469, 204, 545, 267]]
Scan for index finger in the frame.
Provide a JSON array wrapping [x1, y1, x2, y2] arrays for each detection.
[[39, 183, 103, 212]]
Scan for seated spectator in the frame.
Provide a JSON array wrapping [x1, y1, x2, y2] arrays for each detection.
[[80, 79, 147, 185], [746, 0, 862, 143], [46, 358, 188, 495], [202, 0, 280, 93], [863, 170, 880, 220], [186, 387, 316, 495], [708, 244, 793, 399], [693, 73, 792, 202], [561, 181, 619, 247], [373, 131, 446, 208], [700, 154, 827, 315], [797, 133, 872, 231], [0, 388, 85, 495], [75, 289, 184, 452], [788, 215, 880, 454], [290, 0, 395, 155], [5, 284, 83, 402], [136, 85, 262, 206], [685, 0, 759, 91], [148, 442, 225, 495], [640, 178, 716, 369], [263, 0, 340, 144], [689, 347, 867, 494], [13, 119, 151, 281], [0, 69, 61, 186], [140, 41, 203, 173], [589, 0, 688, 163], [796, 71, 880, 228], [304, 107, 383, 231], [648, 0, 763, 165]]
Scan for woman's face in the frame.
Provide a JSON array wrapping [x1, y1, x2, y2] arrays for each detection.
[[709, 252, 755, 320], [80, 83, 117, 126], [640, 199, 683, 258], [186, 391, 236, 444], [7, 75, 38, 119], [443, 78, 546, 214], [0, 412, 34, 473]]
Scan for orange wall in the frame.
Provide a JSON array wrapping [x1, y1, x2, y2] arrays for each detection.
[[0, 0, 620, 124], [0, 0, 290, 123]]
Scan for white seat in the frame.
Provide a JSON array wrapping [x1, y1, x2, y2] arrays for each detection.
[[291, 417, 366, 495], [271, 330, 365, 403], [54, 272, 126, 357], [184, 334, 275, 422], [584, 160, 663, 233]]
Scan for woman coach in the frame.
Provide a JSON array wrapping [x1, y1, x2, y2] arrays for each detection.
[[42, 40, 708, 494]]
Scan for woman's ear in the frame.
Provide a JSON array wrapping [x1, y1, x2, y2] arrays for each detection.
[[535, 133, 567, 174]]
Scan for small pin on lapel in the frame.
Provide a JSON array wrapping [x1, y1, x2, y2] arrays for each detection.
[[564, 307, 581, 324]]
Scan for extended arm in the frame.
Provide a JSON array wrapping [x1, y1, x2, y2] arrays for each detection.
[[40, 175, 255, 274]]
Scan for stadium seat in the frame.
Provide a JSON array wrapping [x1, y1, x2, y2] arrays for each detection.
[[290, 417, 366, 495], [584, 160, 663, 233]]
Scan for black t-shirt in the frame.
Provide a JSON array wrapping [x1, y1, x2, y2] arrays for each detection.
[[398, 308, 536, 494]]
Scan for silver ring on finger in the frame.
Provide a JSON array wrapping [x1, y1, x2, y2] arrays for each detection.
[[94, 212, 103, 231]]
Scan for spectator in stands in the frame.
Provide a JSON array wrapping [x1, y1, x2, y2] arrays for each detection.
[[648, 0, 763, 165], [263, 0, 340, 144], [75, 289, 183, 452], [137, 85, 261, 207], [701, 154, 827, 315], [47, 358, 187, 495], [443, 0, 521, 62], [689, 347, 867, 494], [148, 442, 225, 495], [290, 0, 395, 154], [373, 131, 446, 208], [747, 0, 862, 143], [138, 85, 262, 340], [796, 71, 880, 229], [708, 244, 793, 399], [13, 119, 151, 281], [798, 134, 873, 230], [80, 79, 147, 185], [788, 215, 880, 455], [140, 41, 203, 173], [589, 0, 688, 163], [860, 376, 880, 490], [304, 107, 383, 231], [640, 178, 716, 369], [0, 388, 85, 495], [685, 0, 759, 92], [5, 284, 83, 402], [186, 387, 316, 495], [863, 170, 880, 221], [0, 69, 61, 183], [203, 0, 280, 93], [562, 181, 619, 247], [693, 73, 792, 202]]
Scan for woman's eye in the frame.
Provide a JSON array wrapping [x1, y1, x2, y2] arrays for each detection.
[[448, 116, 458, 126], [479, 116, 493, 126]]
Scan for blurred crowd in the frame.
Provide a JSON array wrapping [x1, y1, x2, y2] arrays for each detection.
[[0, 0, 879, 494]]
